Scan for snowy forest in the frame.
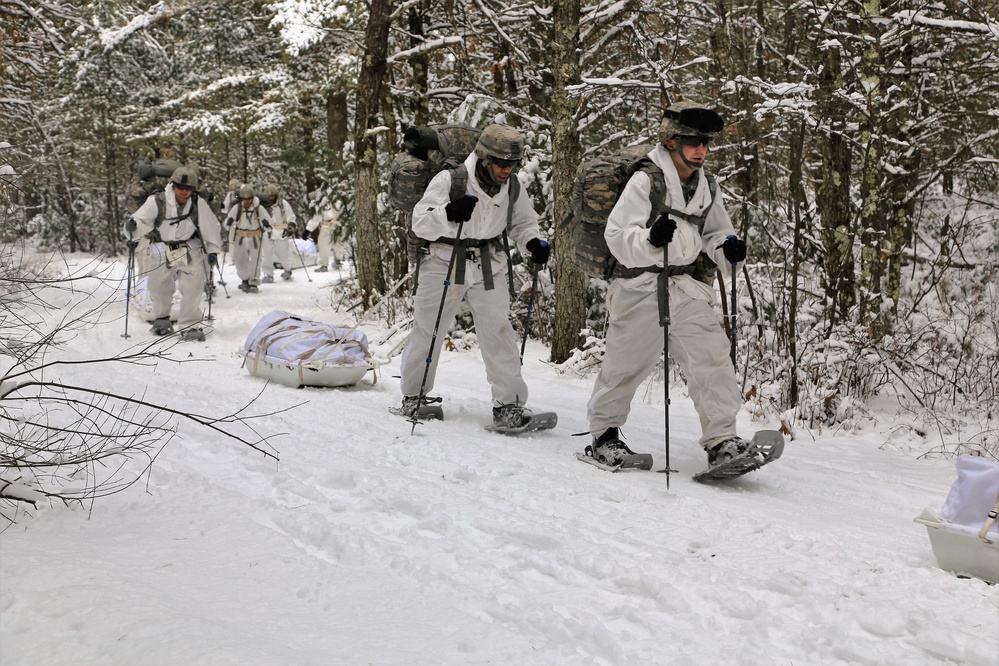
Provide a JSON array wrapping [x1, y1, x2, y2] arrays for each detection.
[[2, 0, 998, 455]]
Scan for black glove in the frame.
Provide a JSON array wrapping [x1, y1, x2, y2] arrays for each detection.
[[721, 235, 747, 263], [125, 218, 137, 233], [444, 195, 477, 223], [207, 253, 217, 265], [262, 221, 272, 230], [301, 229, 311, 241], [526, 238, 550, 266], [648, 212, 676, 247]]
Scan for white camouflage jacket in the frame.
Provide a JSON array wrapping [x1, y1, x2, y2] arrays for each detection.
[[128, 184, 223, 255], [605, 145, 736, 299], [412, 153, 541, 256]]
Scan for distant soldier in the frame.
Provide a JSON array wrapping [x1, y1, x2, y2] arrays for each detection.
[[260, 183, 297, 281], [124, 167, 222, 341], [224, 184, 272, 293]]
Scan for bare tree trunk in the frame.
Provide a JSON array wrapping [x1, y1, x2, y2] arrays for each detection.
[[407, 3, 430, 126], [353, 0, 391, 306], [549, 0, 585, 364], [301, 93, 316, 194], [327, 91, 348, 172], [787, 121, 806, 408], [816, 45, 855, 327]]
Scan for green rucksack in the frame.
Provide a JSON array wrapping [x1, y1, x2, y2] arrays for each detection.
[[388, 124, 483, 259], [125, 157, 184, 214], [561, 145, 718, 282]]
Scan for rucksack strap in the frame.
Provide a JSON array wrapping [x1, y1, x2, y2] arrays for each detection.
[[153, 192, 200, 230]]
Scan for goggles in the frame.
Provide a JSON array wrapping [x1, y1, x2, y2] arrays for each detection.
[[676, 135, 712, 148], [490, 157, 519, 169], [173, 183, 194, 192]]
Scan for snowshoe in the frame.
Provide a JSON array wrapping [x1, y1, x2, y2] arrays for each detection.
[[179, 327, 206, 342], [486, 406, 557, 435], [576, 428, 653, 471], [315, 266, 329, 273], [390, 395, 444, 421], [150, 317, 174, 336], [281, 269, 293, 281], [693, 430, 784, 482], [261, 275, 274, 283]]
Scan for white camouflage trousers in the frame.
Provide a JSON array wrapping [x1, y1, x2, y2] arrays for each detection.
[[231, 233, 263, 284], [317, 226, 346, 268], [400, 253, 528, 407], [261, 235, 292, 277], [587, 278, 741, 449], [145, 243, 207, 329]]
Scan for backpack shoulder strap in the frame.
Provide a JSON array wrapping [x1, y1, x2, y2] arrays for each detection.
[[447, 163, 469, 202], [629, 158, 667, 228], [153, 192, 166, 228]]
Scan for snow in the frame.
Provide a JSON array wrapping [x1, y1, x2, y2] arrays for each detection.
[[1, 254, 997, 665]]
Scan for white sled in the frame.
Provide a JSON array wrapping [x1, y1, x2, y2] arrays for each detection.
[[242, 310, 374, 389], [914, 455, 999, 584]]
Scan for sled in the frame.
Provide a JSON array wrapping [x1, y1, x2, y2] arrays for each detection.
[[286, 239, 318, 270], [242, 310, 374, 389], [914, 455, 999, 584]]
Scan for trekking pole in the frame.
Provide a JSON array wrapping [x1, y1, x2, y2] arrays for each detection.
[[519, 263, 540, 364], [657, 247, 679, 487], [411, 204, 472, 435], [729, 255, 738, 369], [217, 223, 232, 286], [122, 231, 136, 339], [216, 264, 230, 299], [291, 236, 312, 282], [251, 231, 266, 286], [201, 252, 215, 322]]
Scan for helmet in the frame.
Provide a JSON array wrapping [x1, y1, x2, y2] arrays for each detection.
[[474, 124, 523, 163], [263, 183, 280, 200], [238, 184, 254, 199], [657, 99, 724, 145], [169, 166, 199, 189], [228, 178, 241, 190]]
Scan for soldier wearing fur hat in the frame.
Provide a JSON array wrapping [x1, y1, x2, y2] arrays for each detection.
[[584, 99, 751, 469], [124, 166, 223, 341]]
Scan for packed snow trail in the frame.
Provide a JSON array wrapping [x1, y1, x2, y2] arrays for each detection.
[[1, 256, 996, 666]]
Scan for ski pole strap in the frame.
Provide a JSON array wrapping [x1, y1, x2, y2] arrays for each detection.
[[655, 264, 700, 327], [657, 270, 669, 327]]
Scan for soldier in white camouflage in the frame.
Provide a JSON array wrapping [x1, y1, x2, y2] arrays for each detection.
[[397, 123, 552, 429], [585, 99, 751, 469]]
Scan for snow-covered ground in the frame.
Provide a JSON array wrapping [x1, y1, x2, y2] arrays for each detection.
[[1, 254, 997, 666]]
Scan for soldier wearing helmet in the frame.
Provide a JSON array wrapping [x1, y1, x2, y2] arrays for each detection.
[[223, 183, 273, 292], [123, 166, 223, 341], [397, 123, 553, 429], [259, 183, 298, 282], [222, 178, 242, 213], [583, 98, 752, 471]]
